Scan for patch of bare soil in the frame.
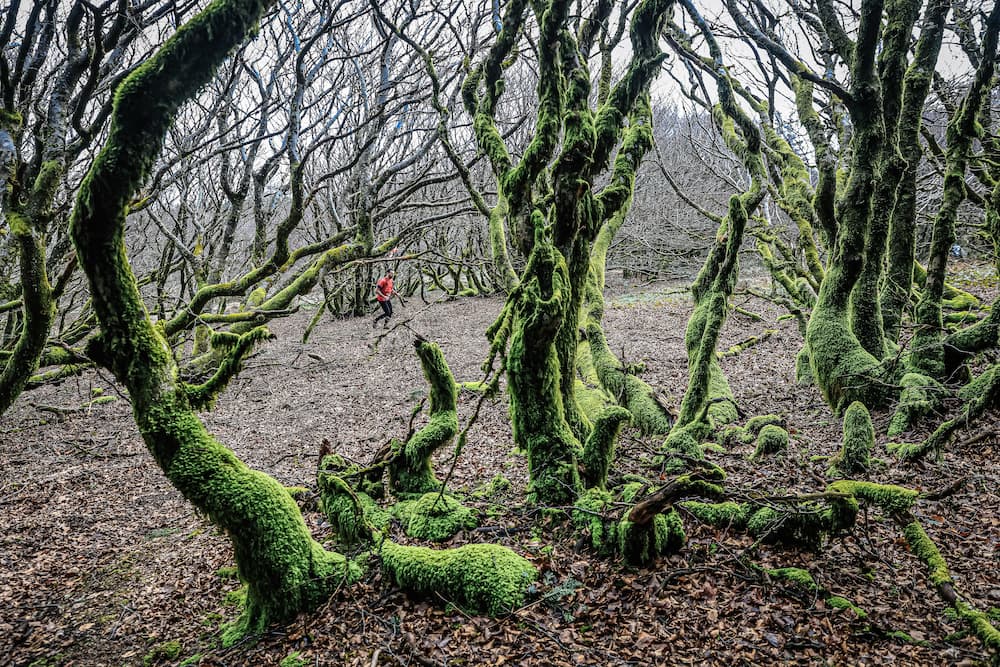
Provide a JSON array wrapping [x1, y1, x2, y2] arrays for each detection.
[[2, 281, 998, 667]]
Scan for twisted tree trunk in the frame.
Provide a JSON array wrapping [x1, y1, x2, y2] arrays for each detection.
[[69, 0, 356, 644]]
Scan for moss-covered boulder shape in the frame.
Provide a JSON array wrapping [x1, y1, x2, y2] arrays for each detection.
[[397, 493, 477, 541], [750, 424, 789, 461], [380, 541, 537, 616], [724, 414, 785, 446], [827, 401, 873, 477], [887, 373, 943, 437]]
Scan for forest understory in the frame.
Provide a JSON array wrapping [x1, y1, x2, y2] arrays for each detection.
[[2, 268, 999, 667]]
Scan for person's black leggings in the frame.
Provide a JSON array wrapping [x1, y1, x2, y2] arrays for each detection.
[[374, 299, 393, 324]]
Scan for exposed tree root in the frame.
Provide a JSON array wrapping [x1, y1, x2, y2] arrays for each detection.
[[892, 362, 1000, 461], [387, 340, 459, 495], [683, 480, 1000, 655]]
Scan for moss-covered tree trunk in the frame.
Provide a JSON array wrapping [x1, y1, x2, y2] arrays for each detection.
[[847, 0, 921, 360], [668, 0, 767, 436], [881, 0, 949, 342], [804, 0, 889, 413], [0, 155, 58, 414], [69, 0, 355, 642], [580, 99, 675, 437], [388, 340, 459, 495], [909, 2, 1000, 377], [469, 0, 675, 503]]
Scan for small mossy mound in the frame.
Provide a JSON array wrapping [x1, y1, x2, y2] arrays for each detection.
[[887, 373, 944, 437], [827, 401, 873, 477], [768, 567, 818, 592], [472, 474, 513, 500], [827, 595, 868, 618], [725, 414, 786, 446], [395, 493, 477, 541], [751, 424, 789, 461], [380, 541, 537, 616], [658, 421, 711, 472], [144, 640, 182, 666]]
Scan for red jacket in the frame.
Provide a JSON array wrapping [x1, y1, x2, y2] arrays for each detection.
[[376, 276, 394, 302]]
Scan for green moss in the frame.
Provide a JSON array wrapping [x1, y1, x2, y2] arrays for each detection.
[[179, 654, 203, 667], [584, 324, 673, 436], [0, 108, 23, 130], [63, 0, 362, 650], [617, 510, 685, 565], [317, 461, 388, 546], [618, 481, 646, 504], [887, 373, 945, 437], [827, 401, 873, 477], [741, 415, 786, 443], [572, 487, 615, 554], [279, 652, 309, 667], [503, 239, 583, 504], [216, 566, 238, 580], [658, 421, 710, 467], [903, 520, 950, 587], [680, 501, 751, 529], [767, 567, 817, 592], [246, 288, 266, 308], [750, 425, 789, 461], [827, 595, 867, 618], [829, 480, 918, 516], [806, 303, 888, 413], [388, 341, 459, 495], [473, 474, 513, 499], [581, 406, 631, 489], [143, 640, 182, 666], [224, 586, 246, 608], [795, 347, 814, 385], [396, 493, 477, 542], [737, 493, 858, 550], [380, 541, 537, 616]]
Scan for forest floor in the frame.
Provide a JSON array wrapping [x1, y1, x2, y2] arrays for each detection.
[[2, 265, 1000, 667]]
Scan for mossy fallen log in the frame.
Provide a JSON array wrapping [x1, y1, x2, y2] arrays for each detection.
[[380, 541, 537, 616]]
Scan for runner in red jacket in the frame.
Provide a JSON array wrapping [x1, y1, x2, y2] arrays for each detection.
[[373, 270, 396, 328]]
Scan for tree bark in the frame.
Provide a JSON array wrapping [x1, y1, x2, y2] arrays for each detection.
[[68, 0, 356, 643]]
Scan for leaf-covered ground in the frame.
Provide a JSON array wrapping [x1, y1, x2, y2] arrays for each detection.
[[2, 273, 999, 666]]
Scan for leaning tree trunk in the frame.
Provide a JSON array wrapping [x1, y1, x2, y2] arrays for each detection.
[[68, 0, 355, 644], [909, 1, 1000, 378], [0, 155, 58, 414]]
